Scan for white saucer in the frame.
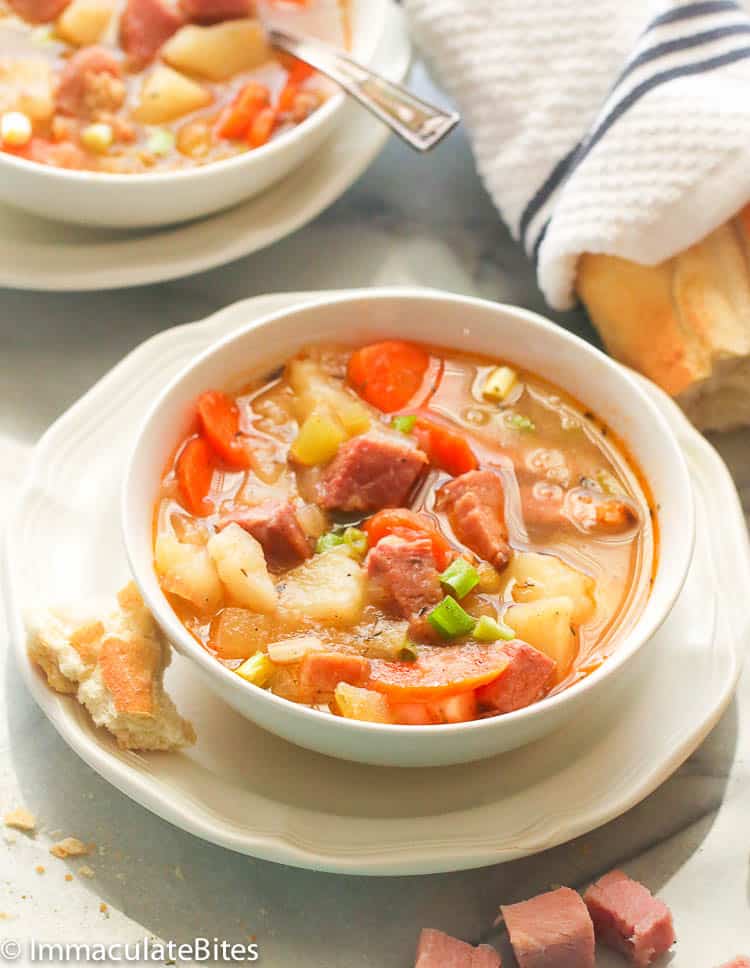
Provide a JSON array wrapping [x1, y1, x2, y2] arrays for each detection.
[[4, 290, 748, 875], [0, 7, 410, 292]]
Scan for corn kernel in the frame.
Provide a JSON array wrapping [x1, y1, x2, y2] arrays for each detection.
[[235, 652, 274, 687], [482, 366, 517, 402], [80, 122, 113, 154], [1, 112, 32, 147]]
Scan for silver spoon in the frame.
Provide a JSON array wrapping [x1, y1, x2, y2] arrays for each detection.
[[267, 28, 460, 152]]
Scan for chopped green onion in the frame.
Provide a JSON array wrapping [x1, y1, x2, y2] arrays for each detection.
[[391, 414, 417, 434], [235, 652, 274, 687], [505, 412, 536, 433], [427, 596, 477, 639], [473, 615, 515, 642], [398, 642, 419, 662], [343, 526, 368, 558], [439, 558, 479, 599], [146, 128, 175, 156], [316, 531, 346, 554]]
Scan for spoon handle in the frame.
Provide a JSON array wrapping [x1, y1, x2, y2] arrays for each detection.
[[268, 29, 460, 152]]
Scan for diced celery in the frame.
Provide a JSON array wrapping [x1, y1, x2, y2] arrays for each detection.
[[391, 414, 417, 434], [316, 531, 345, 554], [439, 558, 479, 599], [473, 614, 515, 642], [427, 596, 477, 638], [505, 412, 536, 433], [146, 128, 175, 156], [235, 652, 274, 687], [482, 366, 517, 402], [343, 526, 368, 558], [290, 409, 346, 465]]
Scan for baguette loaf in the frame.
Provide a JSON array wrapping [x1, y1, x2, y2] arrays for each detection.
[[577, 204, 750, 431]]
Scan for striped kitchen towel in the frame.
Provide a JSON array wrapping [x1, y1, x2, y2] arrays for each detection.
[[405, 0, 750, 309]]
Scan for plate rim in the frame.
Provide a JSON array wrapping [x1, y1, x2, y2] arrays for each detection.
[[0, 4, 411, 293], [3, 289, 747, 875]]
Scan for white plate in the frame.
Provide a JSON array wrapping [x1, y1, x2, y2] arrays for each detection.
[[4, 290, 748, 876], [0, 5, 409, 292]]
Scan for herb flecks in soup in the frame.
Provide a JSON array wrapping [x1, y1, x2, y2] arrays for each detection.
[[154, 341, 656, 725], [0, 0, 329, 172]]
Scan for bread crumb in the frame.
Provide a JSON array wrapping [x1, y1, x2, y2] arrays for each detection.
[[35, 865, 45, 875], [50, 837, 91, 859], [99, 902, 108, 914], [3, 808, 36, 832], [64, 873, 73, 882], [78, 865, 95, 878]]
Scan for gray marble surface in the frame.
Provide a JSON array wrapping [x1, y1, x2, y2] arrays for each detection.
[[1, 64, 749, 967]]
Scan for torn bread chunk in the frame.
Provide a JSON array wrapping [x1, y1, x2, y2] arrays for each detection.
[[50, 837, 91, 859], [3, 807, 36, 832], [29, 582, 195, 752]]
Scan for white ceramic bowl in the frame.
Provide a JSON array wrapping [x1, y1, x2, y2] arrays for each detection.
[[0, 0, 386, 228], [122, 289, 695, 767]]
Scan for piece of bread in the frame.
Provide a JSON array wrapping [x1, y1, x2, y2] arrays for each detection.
[[29, 582, 196, 752], [577, 204, 750, 432]]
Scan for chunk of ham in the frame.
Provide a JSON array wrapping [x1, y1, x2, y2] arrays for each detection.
[[502, 887, 595, 968], [475, 641, 555, 714], [120, 0, 184, 66], [299, 652, 370, 698], [180, 0, 251, 22], [56, 46, 124, 118], [584, 870, 675, 967], [219, 500, 311, 572], [318, 434, 427, 513], [415, 929, 501, 968], [366, 535, 442, 627], [7, 0, 69, 21], [436, 470, 510, 570]]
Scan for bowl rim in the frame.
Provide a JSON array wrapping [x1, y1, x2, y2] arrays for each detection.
[[121, 288, 696, 741]]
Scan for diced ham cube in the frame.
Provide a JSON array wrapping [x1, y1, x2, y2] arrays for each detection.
[[366, 535, 442, 625], [319, 434, 427, 513], [120, 0, 185, 66], [436, 470, 510, 571], [220, 500, 311, 572], [502, 887, 595, 968], [180, 0, 251, 22], [584, 870, 675, 967], [56, 46, 124, 118], [7, 0, 69, 23], [299, 652, 370, 697], [415, 929, 501, 968], [476, 641, 555, 714]]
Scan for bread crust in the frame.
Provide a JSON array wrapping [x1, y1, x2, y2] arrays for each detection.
[[577, 204, 750, 431]]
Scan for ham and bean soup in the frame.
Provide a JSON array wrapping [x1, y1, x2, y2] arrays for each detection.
[[0, 0, 329, 172], [154, 340, 657, 726]]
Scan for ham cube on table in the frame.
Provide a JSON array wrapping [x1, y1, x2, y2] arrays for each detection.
[[584, 869, 675, 967], [501, 886, 595, 968], [415, 928, 501, 967]]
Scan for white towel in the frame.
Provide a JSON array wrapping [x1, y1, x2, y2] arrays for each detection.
[[405, 0, 750, 310]]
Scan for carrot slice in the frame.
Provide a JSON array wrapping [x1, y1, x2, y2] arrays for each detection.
[[217, 81, 270, 140], [247, 106, 276, 148], [414, 415, 479, 477], [363, 508, 455, 570], [196, 390, 250, 468], [176, 436, 215, 516], [347, 341, 431, 413], [368, 643, 509, 701], [277, 80, 299, 113], [277, 52, 315, 82]]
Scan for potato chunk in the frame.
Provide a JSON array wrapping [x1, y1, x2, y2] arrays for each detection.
[[505, 551, 595, 624], [162, 19, 271, 82], [279, 547, 365, 627], [334, 683, 392, 723], [155, 533, 223, 613], [0, 57, 54, 122], [505, 596, 577, 682], [56, 0, 114, 46], [288, 359, 371, 436], [210, 607, 277, 660], [207, 523, 277, 614], [133, 64, 211, 124]]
